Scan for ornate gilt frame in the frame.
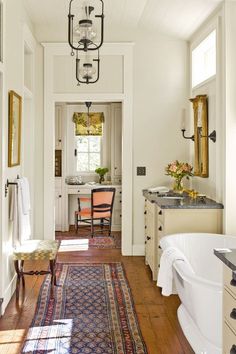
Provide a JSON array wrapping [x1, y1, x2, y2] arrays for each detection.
[[8, 90, 22, 167], [190, 95, 208, 177]]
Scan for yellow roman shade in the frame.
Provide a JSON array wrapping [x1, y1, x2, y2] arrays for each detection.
[[72, 112, 104, 136]]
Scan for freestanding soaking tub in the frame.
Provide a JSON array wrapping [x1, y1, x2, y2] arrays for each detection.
[[160, 233, 236, 354]]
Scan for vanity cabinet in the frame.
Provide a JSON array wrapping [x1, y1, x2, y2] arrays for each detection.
[[144, 193, 223, 281], [55, 178, 62, 231], [55, 105, 62, 149], [223, 266, 236, 354], [144, 199, 158, 280], [112, 188, 122, 231]]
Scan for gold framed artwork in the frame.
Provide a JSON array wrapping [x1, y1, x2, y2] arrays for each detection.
[[190, 95, 208, 177], [8, 90, 22, 167]]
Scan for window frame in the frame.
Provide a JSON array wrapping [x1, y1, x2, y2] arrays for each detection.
[[75, 134, 103, 174], [190, 22, 218, 90]]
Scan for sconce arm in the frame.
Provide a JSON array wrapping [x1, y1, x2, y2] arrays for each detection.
[[201, 130, 216, 143], [181, 129, 194, 142]]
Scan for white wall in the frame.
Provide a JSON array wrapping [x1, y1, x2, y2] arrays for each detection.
[[54, 56, 123, 93], [132, 32, 189, 251], [224, 0, 236, 235], [189, 11, 223, 204], [34, 44, 44, 238], [1, 0, 37, 312], [33, 28, 189, 255]]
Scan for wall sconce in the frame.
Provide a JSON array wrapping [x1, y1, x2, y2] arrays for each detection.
[[181, 129, 195, 141], [201, 130, 216, 143], [68, 0, 104, 53], [180, 109, 194, 141], [76, 50, 100, 85]]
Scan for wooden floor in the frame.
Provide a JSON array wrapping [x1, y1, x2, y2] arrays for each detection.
[[0, 234, 194, 354]]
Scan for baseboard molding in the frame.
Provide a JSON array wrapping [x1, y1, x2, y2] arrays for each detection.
[[2, 274, 16, 315], [132, 244, 145, 256]]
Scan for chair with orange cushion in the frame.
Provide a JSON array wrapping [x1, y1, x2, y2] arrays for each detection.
[[74, 197, 91, 233], [75, 188, 116, 237]]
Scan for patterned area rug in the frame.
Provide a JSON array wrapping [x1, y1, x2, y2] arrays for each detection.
[[21, 263, 147, 354], [56, 232, 121, 249]]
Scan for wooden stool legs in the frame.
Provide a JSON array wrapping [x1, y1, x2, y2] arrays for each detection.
[[14, 259, 57, 299]]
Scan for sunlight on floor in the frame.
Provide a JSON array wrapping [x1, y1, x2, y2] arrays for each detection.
[[22, 319, 73, 352], [59, 239, 89, 252], [0, 329, 26, 354]]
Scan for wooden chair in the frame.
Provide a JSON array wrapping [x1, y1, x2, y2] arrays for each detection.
[[75, 188, 116, 237]]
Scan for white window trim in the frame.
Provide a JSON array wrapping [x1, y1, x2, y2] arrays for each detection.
[[191, 29, 217, 89], [75, 135, 102, 173], [190, 18, 219, 91]]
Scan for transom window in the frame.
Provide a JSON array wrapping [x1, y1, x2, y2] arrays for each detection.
[[192, 30, 216, 88], [76, 136, 101, 172]]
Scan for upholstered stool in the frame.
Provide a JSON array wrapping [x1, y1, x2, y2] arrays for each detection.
[[13, 240, 60, 298]]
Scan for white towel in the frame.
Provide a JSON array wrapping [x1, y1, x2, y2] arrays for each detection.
[[9, 179, 31, 244], [9, 185, 19, 247], [157, 247, 191, 296], [18, 177, 31, 215]]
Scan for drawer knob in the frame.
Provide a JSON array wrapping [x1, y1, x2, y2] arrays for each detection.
[[145, 226, 147, 229], [147, 236, 151, 241], [230, 309, 236, 320], [159, 226, 162, 231], [231, 278, 236, 287], [158, 245, 162, 249], [144, 211, 147, 215], [159, 210, 162, 215], [230, 345, 236, 354], [145, 241, 147, 244]]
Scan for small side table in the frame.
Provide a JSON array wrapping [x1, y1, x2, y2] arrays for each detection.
[[13, 240, 60, 298]]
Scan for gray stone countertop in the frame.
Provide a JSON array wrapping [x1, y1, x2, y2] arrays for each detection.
[[214, 249, 236, 271], [143, 190, 224, 209]]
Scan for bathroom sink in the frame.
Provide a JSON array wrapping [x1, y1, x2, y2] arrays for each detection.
[[66, 182, 85, 185]]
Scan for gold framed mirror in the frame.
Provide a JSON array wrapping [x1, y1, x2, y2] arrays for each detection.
[[190, 95, 208, 177]]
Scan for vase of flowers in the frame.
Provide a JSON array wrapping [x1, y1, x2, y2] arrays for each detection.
[[165, 160, 193, 193]]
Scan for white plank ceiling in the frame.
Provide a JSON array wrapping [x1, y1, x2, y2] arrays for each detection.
[[23, 0, 223, 40]]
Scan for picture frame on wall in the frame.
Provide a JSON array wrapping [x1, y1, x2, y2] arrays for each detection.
[[8, 90, 22, 167]]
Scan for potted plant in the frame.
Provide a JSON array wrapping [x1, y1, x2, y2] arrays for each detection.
[[95, 167, 109, 184]]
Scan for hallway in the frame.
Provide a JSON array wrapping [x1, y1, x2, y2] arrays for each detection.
[[0, 247, 193, 354]]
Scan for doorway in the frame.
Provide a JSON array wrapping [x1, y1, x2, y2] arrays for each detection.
[[54, 102, 122, 250], [43, 42, 133, 255]]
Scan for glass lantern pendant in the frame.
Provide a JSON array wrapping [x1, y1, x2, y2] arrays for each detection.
[[68, 0, 104, 53], [76, 50, 100, 84]]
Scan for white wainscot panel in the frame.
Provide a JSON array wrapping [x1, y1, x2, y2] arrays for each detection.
[[53, 55, 123, 94]]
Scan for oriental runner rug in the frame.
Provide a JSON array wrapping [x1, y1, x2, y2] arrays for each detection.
[[21, 263, 147, 354], [56, 231, 121, 249]]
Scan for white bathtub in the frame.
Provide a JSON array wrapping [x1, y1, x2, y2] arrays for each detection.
[[160, 233, 236, 354]]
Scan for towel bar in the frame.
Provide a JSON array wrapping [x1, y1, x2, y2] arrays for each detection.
[[5, 175, 20, 197]]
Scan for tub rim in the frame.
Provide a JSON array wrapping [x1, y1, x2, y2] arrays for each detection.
[[160, 232, 230, 291]]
